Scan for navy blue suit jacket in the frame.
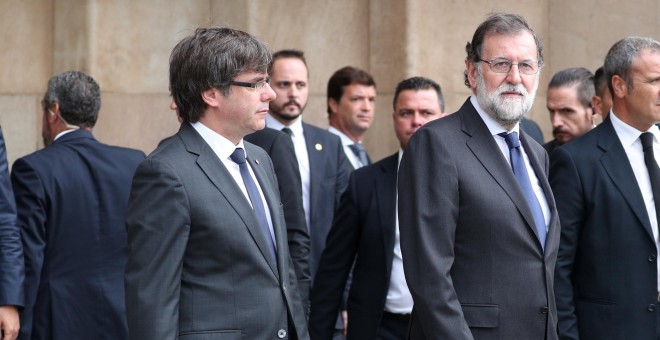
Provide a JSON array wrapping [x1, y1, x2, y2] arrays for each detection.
[[0, 127, 23, 308], [551, 117, 659, 340], [11, 130, 144, 339], [310, 153, 399, 340], [301, 123, 351, 278]]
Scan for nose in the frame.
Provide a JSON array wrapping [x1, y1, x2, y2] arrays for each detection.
[[262, 82, 276, 102], [505, 64, 522, 84], [411, 112, 424, 127], [363, 99, 374, 112], [550, 113, 563, 128]]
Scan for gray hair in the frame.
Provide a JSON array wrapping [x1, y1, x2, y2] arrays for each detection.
[[604, 36, 660, 94], [169, 27, 272, 123], [43, 71, 101, 128]]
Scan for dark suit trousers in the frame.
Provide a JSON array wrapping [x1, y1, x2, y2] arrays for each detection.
[[374, 312, 410, 340]]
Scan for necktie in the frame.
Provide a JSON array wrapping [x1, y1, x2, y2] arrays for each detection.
[[499, 132, 547, 250], [281, 127, 293, 137], [349, 143, 370, 167], [641, 132, 660, 228], [230, 147, 277, 263]]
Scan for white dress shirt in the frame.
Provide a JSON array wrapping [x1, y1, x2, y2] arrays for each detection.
[[610, 111, 660, 290], [265, 114, 311, 230], [191, 121, 276, 242], [470, 95, 551, 230], [328, 126, 368, 169], [386, 149, 414, 314]]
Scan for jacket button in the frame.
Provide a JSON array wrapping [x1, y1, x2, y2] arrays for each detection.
[[540, 307, 549, 314], [649, 254, 656, 262], [649, 304, 656, 312], [277, 329, 287, 338]]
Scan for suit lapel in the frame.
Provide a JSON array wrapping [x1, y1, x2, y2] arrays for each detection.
[[179, 124, 280, 278], [598, 119, 655, 240], [460, 102, 543, 247], [377, 154, 399, 272]]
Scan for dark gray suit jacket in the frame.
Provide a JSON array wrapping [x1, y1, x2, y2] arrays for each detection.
[[398, 99, 560, 339], [551, 117, 659, 340], [125, 123, 309, 340]]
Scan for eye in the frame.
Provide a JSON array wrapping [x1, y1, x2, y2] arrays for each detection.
[[493, 60, 512, 69], [519, 62, 534, 71], [296, 82, 307, 89]]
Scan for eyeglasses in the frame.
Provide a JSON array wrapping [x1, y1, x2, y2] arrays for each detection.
[[229, 77, 271, 92], [479, 58, 540, 75]]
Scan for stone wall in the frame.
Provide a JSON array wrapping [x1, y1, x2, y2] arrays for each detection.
[[1, 0, 658, 165]]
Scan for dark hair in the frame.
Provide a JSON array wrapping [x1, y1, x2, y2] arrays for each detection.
[[272, 49, 307, 68], [548, 67, 594, 108], [593, 66, 608, 97], [393, 77, 445, 112], [169, 27, 272, 123], [464, 12, 544, 88], [604, 36, 660, 95], [43, 71, 101, 128], [326, 66, 376, 115]]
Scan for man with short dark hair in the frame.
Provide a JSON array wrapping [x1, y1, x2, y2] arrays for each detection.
[[0, 126, 22, 340], [326, 66, 377, 169], [125, 28, 309, 339], [552, 36, 660, 340], [310, 77, 445, 340], [12, 71, 145, 339], [592, 66, 613, 118], [399, 13, 560, 339], [544, 67, 596, 154]]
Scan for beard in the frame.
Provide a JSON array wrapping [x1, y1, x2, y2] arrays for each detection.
[[475, 66, 538, 127], [269, 99, 306, 122]]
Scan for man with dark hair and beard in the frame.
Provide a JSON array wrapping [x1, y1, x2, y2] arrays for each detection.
[[265, 49, 351, 338], [398, 12, 560, 339]]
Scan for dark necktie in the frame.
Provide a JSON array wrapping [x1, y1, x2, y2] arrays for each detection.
[[349, 143, 370, 167], [281, 127, 293, 138], [230, 147, 277, 263], [499, 132, 547, 250], [641, 132, 660, 228]]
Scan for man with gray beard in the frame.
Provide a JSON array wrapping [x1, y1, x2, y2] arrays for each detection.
[[398, 12, 560, 339]]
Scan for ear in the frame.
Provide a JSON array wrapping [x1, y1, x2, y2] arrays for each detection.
[[611, 75, 628, 99], [591, 95, 603, 116], [201, 88, 223, 108], [466, 60, 478, 90], [328, 98, 339, 115], [47, 102, 60, 124]]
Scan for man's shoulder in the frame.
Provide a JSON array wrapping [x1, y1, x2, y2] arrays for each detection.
[[303, 122, 341, 141], [245, 127, 282, 149]]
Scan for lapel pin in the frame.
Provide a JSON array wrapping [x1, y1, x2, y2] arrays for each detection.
[[315, 143, 323, 151], [255, 159, 260, 164]]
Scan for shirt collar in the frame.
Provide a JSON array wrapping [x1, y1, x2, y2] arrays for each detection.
[[610, 110, 660, 149], [190, 121, 246, 160], [266, 113, 304, 138], [470, 95, 520, 137], [328, 126, 358, 146]]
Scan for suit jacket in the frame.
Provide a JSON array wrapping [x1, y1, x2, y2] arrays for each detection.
[[125, 123, 309, 340], [398, 98, 560, 340], [551, 117, 658, 340], [0, 127, 23, 308], [521, 117, 545, 144], [544, 139, 561, 155], [301, 122, 351, 278], [11, 129, 145, 340], [245, 127, 311, 309], [309, 153, 399, 340]]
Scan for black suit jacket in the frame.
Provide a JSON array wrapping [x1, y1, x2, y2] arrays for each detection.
[[310, 153, 399, 340], [398, 99, 560, 339], [0, 127, 23, 309], [11, 130, 145, 339], [245, 127, 311, 308], [551, 117, 658, 340], [301, 123, 351, 278]]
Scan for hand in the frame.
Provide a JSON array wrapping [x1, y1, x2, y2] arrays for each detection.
[[0, 305, 19, 340], [341, 310, 348, 337]]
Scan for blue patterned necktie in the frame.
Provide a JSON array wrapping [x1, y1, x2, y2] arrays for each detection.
[[499, 132, 547, 250], [230, 147, 277, 262], [349, 143, 370, 167]]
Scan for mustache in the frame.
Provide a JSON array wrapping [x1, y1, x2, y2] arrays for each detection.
[[496, 84, 528, 96], [283, 100, 301, 109], [553, 127, 569, 135]]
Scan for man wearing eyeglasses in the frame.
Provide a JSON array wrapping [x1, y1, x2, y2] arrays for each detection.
[[398, 13, 560, 339], [125, 28, 309, 339], [544, 67, 596, 154]]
